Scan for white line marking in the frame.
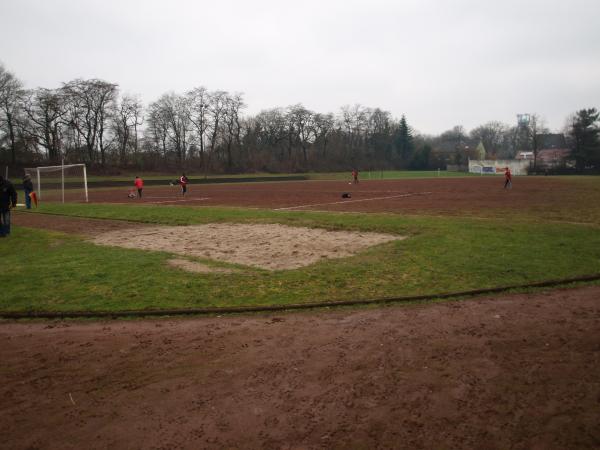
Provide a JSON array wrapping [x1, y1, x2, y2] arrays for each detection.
[[99, 198, 210, 205], [274, 192, 433, 211], [147, 197, 210, 204], [145, 196, 205, 199]]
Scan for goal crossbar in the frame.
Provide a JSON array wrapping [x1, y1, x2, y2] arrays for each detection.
[[25, 163, 86, 172], [25, 163, 88, 203]]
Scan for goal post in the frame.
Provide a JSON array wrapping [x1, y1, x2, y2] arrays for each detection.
[[24, 163, 89, 203]]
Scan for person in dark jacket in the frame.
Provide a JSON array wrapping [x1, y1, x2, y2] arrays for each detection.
[[23, 174, 34, 209], [0, 175, 18, 237]]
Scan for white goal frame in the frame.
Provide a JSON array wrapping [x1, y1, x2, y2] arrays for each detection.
[[24, 162, 88, 203]]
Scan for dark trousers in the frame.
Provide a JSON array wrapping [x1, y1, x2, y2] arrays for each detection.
[[181, 185, 187, 195], [0, 210, 10, 236], [24, 188, 32, 209], [504, 179, 511, 188], [137, 188, 143, 198]]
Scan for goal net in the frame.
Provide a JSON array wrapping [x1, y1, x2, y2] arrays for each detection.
[[24, 163, 88, 203]]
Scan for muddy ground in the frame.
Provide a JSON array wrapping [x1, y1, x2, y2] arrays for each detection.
[[1, 286, 599, 449]]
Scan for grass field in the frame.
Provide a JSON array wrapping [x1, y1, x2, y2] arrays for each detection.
[[3, 196, 600, 313]]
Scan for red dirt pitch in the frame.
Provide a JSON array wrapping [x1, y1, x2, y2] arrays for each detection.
[[87, 176, 592, 218]]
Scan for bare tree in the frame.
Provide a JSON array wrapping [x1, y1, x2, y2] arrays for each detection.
[[528, 114, 547, 170], [469, 121, 508, 157], [146, 100, 170, 160], [62, 79, 118, 165], [206, 90, 228, 168], [313, 112, 335, 158], [22, 88, 67, 161], [253, 108, 288, 167], [147, 93, 190, 165], [366, 108, 393, 162], [0, 64, 25, 163], [113, 94, 143, 164], [339, 104, 369, 158], [186, 87, 210, 168], [222, 92, 245, 170], [130, 96, 143, 154], [287, 104, 316, 164], [368, 108, 392, 136]]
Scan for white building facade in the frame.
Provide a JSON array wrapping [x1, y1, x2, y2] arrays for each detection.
[[468, 159, 531, 175]]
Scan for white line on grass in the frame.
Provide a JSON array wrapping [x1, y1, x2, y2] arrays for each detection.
[[274, 192, 433, 211]]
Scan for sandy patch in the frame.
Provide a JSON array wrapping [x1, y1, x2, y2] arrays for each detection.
[[166, 258, 237, 274], [92, 223, 403, 270]]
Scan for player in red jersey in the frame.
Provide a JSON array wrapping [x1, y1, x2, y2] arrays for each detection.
[[504, 167, 512, 189], [179, 173, 189, 196], [134, 176, 144, 198]]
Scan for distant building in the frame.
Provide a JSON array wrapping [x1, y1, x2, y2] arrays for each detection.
[[535, 133, 573, 168], [468, 159, 531, 175], [537, 149, 573, 168], [516, 151, 534, 160]]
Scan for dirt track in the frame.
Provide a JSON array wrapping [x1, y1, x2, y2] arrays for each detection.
[[78, 177, 595, 219], [2, 286, 599, 449]]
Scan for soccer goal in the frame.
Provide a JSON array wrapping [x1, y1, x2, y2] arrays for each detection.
[[24, 163, 88, 203]]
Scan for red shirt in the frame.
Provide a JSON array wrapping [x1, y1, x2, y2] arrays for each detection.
[[180, 176, 188, 185], [134, 178, 144, 188], [505, 170, 512, 180]]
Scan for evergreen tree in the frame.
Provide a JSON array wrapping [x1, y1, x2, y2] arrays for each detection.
[[409, 144, 432, 169], [571, 108, 600, 170], [395, 115, 414, 166]]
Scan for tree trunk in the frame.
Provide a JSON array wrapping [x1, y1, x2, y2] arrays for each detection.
[[7, 112, 17, 164]]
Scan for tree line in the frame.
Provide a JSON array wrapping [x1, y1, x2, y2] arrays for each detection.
[[1, 64, 598, 173]]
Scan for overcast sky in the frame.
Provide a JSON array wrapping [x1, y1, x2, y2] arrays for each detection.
[[1, 0, 599, 134]]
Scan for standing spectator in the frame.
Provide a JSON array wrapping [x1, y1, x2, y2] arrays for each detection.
[[22, 174, 34, 209], [134, 176, 144, 199], [504, 167, 512, 189], [0, 175, 18, 237], [179, 173, 189, 196]]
